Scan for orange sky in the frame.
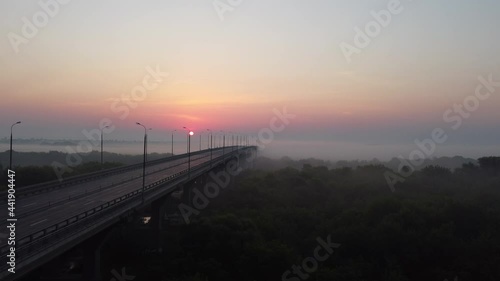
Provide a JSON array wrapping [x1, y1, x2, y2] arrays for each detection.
[[1, 1, 499, 160]]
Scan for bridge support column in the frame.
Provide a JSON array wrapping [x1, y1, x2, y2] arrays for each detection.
[[83, 227, 115, 281], [180, 176, 207, 207], [181, 183, 193, 207], [150, 195, 168, 251], [177, 176, 207, 222]]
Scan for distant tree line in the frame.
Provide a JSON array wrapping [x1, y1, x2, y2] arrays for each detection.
[[0, 161, 124, 191], [0, 150, 171, 168]]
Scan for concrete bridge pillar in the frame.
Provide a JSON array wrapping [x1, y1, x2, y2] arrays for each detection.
[[181, 182, 193, 207], [180, 176, 205, 206], [150, 194, 170, 251], [82, 227, 116, 281]]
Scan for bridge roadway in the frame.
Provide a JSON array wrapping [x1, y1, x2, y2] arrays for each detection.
[[0, 149, 223, 221], [0, 148, 224, 238], [0, 146, 251, 280]]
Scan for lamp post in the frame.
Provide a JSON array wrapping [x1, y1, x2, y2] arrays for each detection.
[[100, 126, 110, 168], [228, 131, 235, 152], [183, 127, 194, 178], [171, 129, 176, 156], [146, 128, 152, 162], [183, 127, 189, 153], [207, 129, 213, 167], [136, 122, 147, 204], [9, 121, 21, 170], [206, 130, 210, 149], [220, 130, 226, 162]]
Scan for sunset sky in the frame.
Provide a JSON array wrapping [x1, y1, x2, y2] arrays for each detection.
[[1, 0, 499, 160]]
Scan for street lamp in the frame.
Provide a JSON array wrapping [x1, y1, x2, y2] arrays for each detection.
[[207, 129, 213, 167], [206, 129, 211, 150], [219, 130, 226, 161], [100, 126, 110, 168], [228, 131, 235, 152], [183, 127, 194, 178], [183, 127, 189, 153], [171, 129, 176, 156], [146, 128, 152, 162], [9, 121, 21, 170], [136, 122, 147, 204], [199, 133, 202, 151]]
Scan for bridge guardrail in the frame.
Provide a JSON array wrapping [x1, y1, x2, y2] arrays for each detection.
[[0, 148, 226, 200], [2, 152, 218, 223]]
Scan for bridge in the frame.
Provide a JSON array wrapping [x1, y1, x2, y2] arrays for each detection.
[[0, 145, 257, 280]]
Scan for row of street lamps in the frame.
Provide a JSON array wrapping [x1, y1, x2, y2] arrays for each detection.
[[134, 124, 249, 204], [5, 121, 248, 172], [7, 121, 251, 205]]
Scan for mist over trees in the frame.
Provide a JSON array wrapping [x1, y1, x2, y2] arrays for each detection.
[[101, 156, 499, 281], [252, 155, 477, 172]]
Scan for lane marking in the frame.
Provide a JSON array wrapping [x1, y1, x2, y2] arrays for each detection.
[[30, 219, 48, 227], [22, 202, 37, 207], [84, 201, 94, 206]]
